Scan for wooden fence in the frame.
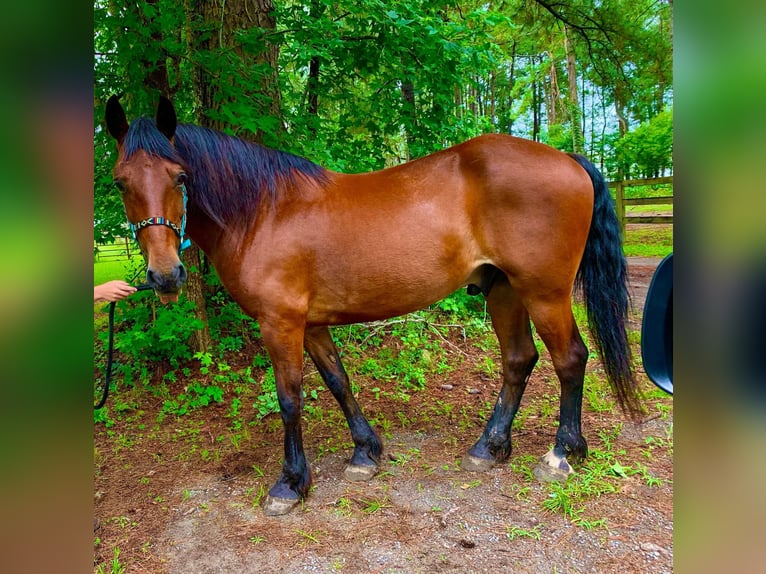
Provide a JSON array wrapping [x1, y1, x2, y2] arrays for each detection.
[[94, 237, 136, 262], [609, 176, 673, 232]]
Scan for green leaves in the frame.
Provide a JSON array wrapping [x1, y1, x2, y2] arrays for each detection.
[[616, 108, 673, 178]]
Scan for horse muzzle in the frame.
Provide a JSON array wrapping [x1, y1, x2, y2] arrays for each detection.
[[146, 262, 187, 304]]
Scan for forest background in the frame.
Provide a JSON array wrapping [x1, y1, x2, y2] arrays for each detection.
[[94, 0, 673, 243]]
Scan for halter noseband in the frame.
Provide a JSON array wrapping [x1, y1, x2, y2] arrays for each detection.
[[128, 183, 191, 253]]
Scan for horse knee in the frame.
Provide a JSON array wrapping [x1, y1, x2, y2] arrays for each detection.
[[504, 347, 538, 380]]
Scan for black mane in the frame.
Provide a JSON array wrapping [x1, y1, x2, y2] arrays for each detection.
[[123, 117, 328, 228]]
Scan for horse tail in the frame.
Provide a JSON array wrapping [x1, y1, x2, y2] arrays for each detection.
[[569, 153, 642, 417]]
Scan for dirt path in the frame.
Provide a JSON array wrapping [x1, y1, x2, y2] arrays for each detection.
[[94, 258, 672, 573]]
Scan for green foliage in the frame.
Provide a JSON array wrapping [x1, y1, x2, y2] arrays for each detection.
[[159, 381, 224, 419], [108, 293, 204, 370], [616, 108, 673, 179], [253, 366, 280, 420]]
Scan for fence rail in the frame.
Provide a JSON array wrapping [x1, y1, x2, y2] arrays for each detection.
[[608, 176, 673, 231], [94, 238, 136, 262]]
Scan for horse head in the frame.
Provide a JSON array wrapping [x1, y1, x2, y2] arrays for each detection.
[[105, 96, 189, 303]]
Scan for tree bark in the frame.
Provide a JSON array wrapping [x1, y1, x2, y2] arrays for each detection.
[[564, 27, 584, 154], [401, 75, 417, 160], [181, 246, 211, 354], [194, 0, 281, 142]]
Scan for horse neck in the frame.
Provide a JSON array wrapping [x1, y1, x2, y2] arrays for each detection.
[[184, 206, 225, 258]]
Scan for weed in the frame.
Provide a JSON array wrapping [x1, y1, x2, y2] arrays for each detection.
[[111, 516, 136, 529], [476, 355, 497, 377], [543, 483, 578, 517], [295, 529, 323, 544], [158, 382, 224, 421], [506, 525, 542, 540], [361, 496, 392, 514], [513, 485, 532, 500], [389, 448, 421, 467], [96, 547, 126, 574], [583, 374, 615, 412], [510, 454, 537, 482], [251, 484, 267, 508], [253, 367, 280, 419], [334, 497, 354, 517], [249, 535, 266, 545], [571, 515, 607, 530]]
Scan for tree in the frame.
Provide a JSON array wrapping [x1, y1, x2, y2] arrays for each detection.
[[191, 0, 282, 144]]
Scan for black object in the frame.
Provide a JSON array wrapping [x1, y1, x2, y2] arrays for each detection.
[[95, 283, 152, 409], [641, 254, 673, 394]]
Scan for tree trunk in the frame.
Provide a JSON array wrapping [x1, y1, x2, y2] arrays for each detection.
[[181, 246, 211, 354], [546, 54, 559, 126], [507, 41, 516, 134], [614, 80, 629, 178], [401, 75, 417, 160], [194, 0, 281, 142], [304, 0, 325, 135], [532, 57, 540, 141], [564, 27, 584, 154], [307, 56, 320, 120]]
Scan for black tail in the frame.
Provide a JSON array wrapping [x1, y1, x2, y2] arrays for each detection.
[[569, 153, 642, 417]]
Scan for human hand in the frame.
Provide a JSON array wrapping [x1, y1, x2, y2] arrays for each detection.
[[94, 280, 137, 303]]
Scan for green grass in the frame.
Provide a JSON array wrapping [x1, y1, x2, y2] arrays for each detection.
[[94, 259, 136, 286], [623, 224, 673, 258]]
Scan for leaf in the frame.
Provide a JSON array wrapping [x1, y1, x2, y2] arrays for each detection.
[[610, 462, 629, 478]]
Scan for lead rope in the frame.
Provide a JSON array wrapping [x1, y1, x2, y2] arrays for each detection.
[[95, 283, 153, 410]]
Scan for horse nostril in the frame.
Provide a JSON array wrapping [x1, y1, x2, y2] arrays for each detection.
[[146, 268, 159, 287], [146, 264, 186, 291]]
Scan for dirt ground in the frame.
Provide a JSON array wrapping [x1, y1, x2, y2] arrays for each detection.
[[93, 256, 672, 574]]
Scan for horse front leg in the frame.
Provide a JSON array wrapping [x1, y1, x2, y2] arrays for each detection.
[[305, 326, 382, 481], [260, 317, 312, 516]]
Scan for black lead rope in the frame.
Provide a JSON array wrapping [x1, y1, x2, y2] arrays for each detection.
[[95, 283, 153, 410]]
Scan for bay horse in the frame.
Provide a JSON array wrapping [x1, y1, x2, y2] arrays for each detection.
[[105, 96, 641, 516]]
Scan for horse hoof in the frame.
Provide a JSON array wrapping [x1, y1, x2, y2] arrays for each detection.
[[263, 495, 300, 516], [461, 453, 495, 472], [344, 463, 378, 482], [532, 451, 574, 483]]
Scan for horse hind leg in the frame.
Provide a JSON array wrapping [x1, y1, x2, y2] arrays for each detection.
[[462, 275, 538, 471], [304, 326, 383, 481], [524, 298, 589, 482]]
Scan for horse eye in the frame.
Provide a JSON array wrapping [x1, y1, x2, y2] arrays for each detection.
[[113, 180, 126, 193], [176, 172, 188, 186]]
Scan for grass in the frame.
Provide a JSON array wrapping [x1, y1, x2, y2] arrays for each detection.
[[94, 258, 136, 286], [623, 224, 672, 258]]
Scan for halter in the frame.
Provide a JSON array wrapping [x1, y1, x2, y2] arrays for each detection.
[[128, 183, 191, 253]]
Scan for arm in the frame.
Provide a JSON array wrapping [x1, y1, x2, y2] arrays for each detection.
[[94, 280, 137, 303]]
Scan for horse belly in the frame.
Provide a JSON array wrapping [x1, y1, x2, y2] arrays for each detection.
[[306, 234, 481, 325]]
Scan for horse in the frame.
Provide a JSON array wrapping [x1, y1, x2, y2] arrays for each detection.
[[105, 95, 641, 516]]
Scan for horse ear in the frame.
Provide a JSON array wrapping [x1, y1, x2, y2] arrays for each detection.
[[156, 96, 177, 141], [105, 95, 129, 143]]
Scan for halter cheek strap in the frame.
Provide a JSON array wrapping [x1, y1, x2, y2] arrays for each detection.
[[128, 184, 191, 253]]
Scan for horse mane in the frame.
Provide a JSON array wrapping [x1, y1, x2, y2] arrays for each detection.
[[123, 117, 328, 228]]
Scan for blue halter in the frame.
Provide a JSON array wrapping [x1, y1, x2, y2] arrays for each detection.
[[128, 183, 191, 253]]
